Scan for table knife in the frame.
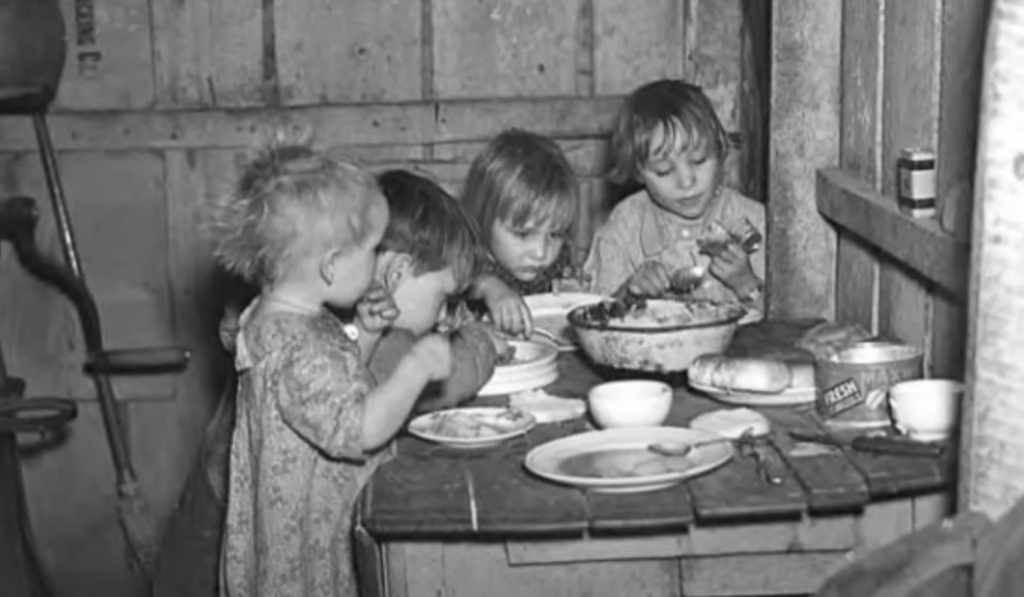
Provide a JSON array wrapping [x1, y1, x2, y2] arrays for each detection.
[[788, 431, 945, 457]]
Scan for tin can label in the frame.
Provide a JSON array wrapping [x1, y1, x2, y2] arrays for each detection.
[[898, 152, 937, 218], [819, 378, 862, 417], [814, 342, 924, 428]]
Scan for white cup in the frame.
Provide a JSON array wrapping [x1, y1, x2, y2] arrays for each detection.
[[888, 379, 964, 441]]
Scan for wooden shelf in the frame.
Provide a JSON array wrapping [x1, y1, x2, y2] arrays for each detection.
[[816, 167, 970, 300]]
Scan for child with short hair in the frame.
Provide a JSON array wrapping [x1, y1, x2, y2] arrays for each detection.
[[363, 169, 507, 412], [357, 169, 484, 342], [583, 79, 766, 315], [461, 129, 581, 336], [205, 140, 451, 597]]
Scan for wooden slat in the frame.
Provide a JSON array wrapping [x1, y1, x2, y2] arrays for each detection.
[[765, 409, 870, 514], [52, 0, 154, 111], [834, 239, 879, 332], [361, 444, 476, 537], [274, 0, 422, 105], [431, 0, 581, 98], [936, 0, 990, 242], [816, 168, 970, 300], [573, 0, 595, 96], [686, 0, 744, 131], [0, 97, 624, 152], [150, 0, 264, 108], [685, 450, 807, 524], [834, 0, 884, 333], [406, 541, 682, 597], [766, 0, 841, 319], [680, 552, 850, 596], [468, 427, 590, 537], [801, 412, 953, 500], [929, 294, 966, 378], [876, 0, 944, 385], [506, 516, 858, 563], [585, 483, 693, 534], [0, 152, 84, 400], [591, 0, 687, 96]]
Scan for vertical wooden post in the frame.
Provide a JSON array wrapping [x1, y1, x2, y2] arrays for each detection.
[[766, 0, 841, 319], [960, 0, 1024, 520]]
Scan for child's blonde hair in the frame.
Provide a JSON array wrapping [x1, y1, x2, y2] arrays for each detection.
[[205, 136, 385, 285], [461, 129, 579, 246], [608, 79, 730, 185]]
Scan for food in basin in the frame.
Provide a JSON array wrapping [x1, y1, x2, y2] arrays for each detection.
[[568, 299, 746, 373], [588, 379, 673, 428]]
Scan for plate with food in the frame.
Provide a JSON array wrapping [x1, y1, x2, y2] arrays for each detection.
[[687, 354, 816, 407], [477, 340, 560, 396], [408, 407, 537, 448], [524, 426, 733, 493]]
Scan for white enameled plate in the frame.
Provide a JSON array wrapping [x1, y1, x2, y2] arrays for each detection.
[[407, 407, 536, 449], [524, 426, 733, 493], [477, 340, 560, 396], [689, 381, 816, 407]]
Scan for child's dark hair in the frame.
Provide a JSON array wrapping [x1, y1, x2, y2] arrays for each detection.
[[377, 169, 484, 291], [204, 138, 385, 285], [461, 129, 579, 245], [608, 79, 730, 184]]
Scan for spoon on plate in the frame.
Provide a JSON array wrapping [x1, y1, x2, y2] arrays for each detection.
[[647, 428, 756, 458], [647, 436, 731, 457]]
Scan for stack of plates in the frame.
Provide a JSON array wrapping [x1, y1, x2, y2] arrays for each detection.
[[478, 340, 559, 396]]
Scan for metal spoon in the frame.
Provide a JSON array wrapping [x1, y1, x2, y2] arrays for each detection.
[[670, 265, 708, 295]]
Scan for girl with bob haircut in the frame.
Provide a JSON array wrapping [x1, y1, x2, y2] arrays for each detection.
[[461, 129, 581, 336]]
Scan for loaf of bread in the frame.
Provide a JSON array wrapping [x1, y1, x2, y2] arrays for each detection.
[[689, 354, 794, 394], [796, 321, 872, 360]]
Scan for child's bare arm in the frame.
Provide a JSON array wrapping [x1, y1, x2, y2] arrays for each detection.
[[361, 334, 451, 450], [469, 273, 533, 337]]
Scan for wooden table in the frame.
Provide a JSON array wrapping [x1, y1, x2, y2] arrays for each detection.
[[354, 322, 955, 597]]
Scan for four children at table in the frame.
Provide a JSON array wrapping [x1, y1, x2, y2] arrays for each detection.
[[206, 77, 767, 597]]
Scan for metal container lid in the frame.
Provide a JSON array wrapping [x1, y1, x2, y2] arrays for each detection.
[[826, 341, 922, 364], [899, 147, 936, 161]]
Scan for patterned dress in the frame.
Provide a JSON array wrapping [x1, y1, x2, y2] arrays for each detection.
[[220, 303, 388, 597]]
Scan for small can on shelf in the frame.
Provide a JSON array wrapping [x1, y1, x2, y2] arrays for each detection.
[[897, 148, 937, 218]]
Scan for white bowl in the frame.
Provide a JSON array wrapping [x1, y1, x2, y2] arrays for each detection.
[[587, 379, 673, 428]]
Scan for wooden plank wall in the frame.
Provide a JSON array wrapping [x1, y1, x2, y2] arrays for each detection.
[[0, 1, 751, 596], [829, 0, 989, 516]]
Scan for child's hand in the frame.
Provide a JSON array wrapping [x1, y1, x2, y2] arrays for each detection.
[[409, 334, 453, 381], [478, 276, 533, 337], [356, 284, 400, 333], [625, 260, 672, 297], [218, 305, 242, 353], [707, 243, 759, 297]]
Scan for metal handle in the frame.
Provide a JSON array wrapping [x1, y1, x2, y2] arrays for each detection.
[[751, 444, 785, 485]]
